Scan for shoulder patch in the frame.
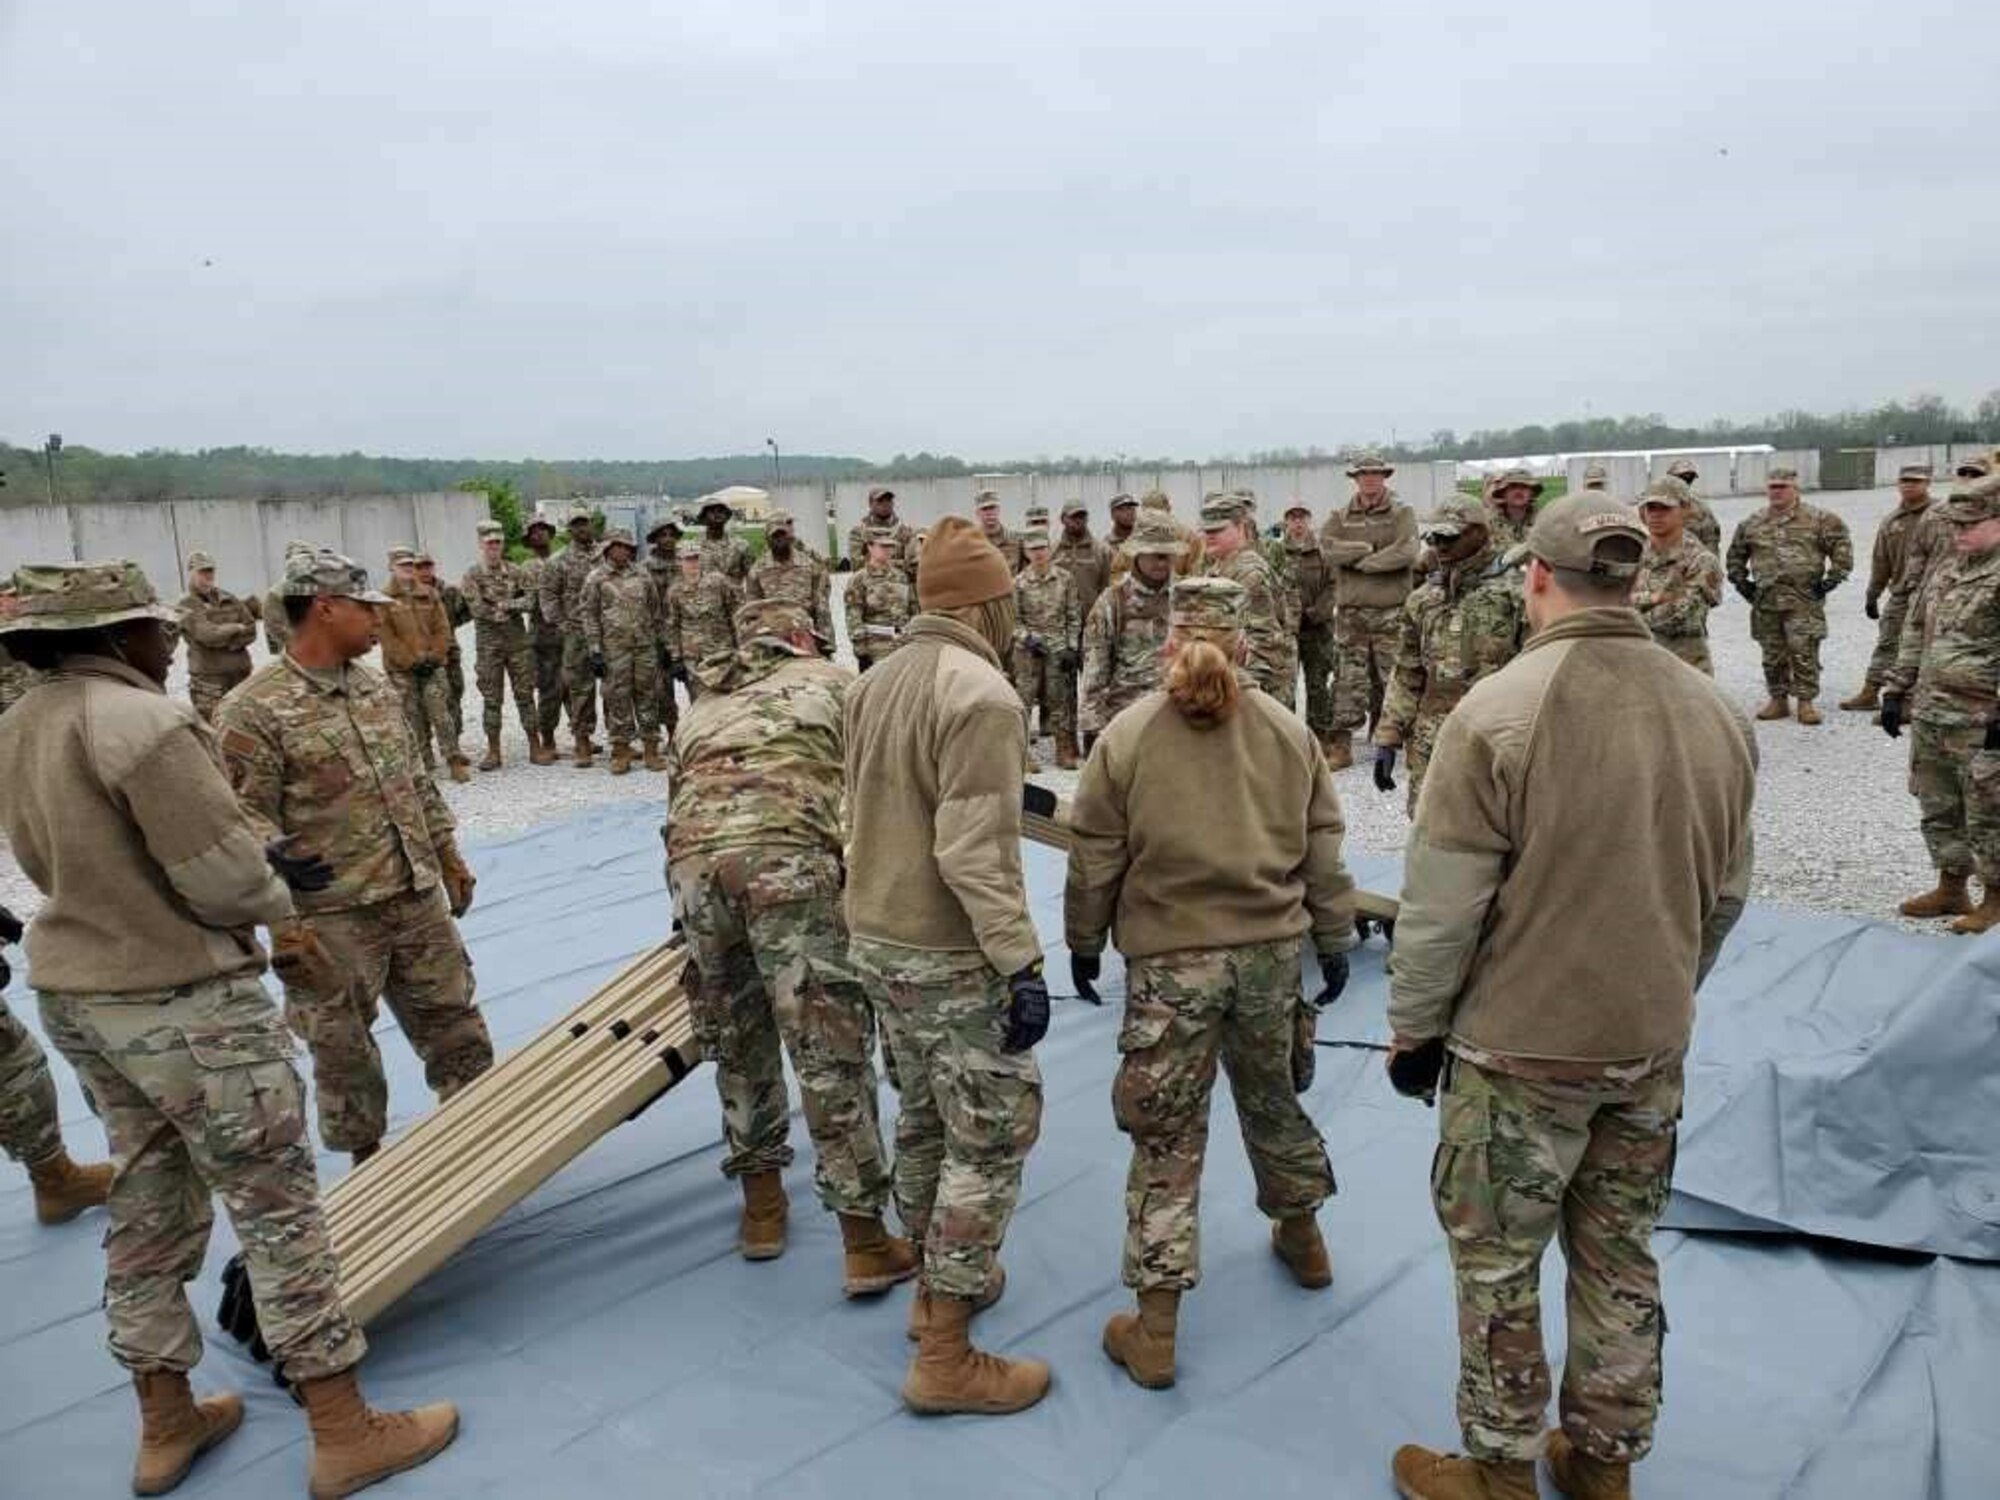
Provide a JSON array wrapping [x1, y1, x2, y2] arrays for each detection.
[[220, 728, 263, 760]]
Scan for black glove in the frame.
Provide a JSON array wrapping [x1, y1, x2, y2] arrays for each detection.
[[1081, 731, 1097, 756], [1879, 694, 1904, 739], [1810, 578, 1836, 600], [1002, 962, 1051, 1053], [1388, 1037, 1447, 1105], [1372, 744, 1398, 794], [411, 660, 436, 680], [1734, 580, 1758, 605], [1026, 635, 1046, 658], [1057, 649, 1079, 672], [0, 902, 22, 946], [1313, 951, 1350, 1009], [673, 662, 691, 686], [656, 646, 671, 676], [1864, 596, 1881, 621], [264, 836, 335, 894], [1071, 952, 1101, 1004], [588, 651, 607, 678], [1985, 718, 2000, 753], [216, 1254, 271, 1363]]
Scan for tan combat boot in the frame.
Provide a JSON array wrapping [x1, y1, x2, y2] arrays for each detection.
[[572, 735, 594, 769], [609, 740, 633, 776], [1754, 696, 1790, 721], [738, 1170, 788, 1260], [900, 1290, 1051, 1416], [446, 754, 472, 784], [1795, 699, 1823, 726], [1950, 886, 2000, 936], [1390, 1445, 1537, 1499], [908, 1263, 1005, 1340], [1544, 1431, 1633, 1499], [131, 1371, 244, 1496], [478, 734, 502, 772], [1102, 1287, 1179, 1389], [527, 730, 557, 767], [1055, 731, 1079, 771], [28, 1148, 114, 1225], [1839, 683, 1880, 712], [297, 1369, 458, 1500], [1322, 733, 1354, 771], [640, 735, 667, 773], [838, 1213, 920, 1298], [1900, 873, 1973, 919], [1271, 1214, 1333, 1289]]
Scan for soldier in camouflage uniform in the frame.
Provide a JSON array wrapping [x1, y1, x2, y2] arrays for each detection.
[[261, 539, 313, 657], [1280, 501, 1338, 742], [1198, 494, 1290, 698], [175, 551, 260, 723], [1067, 576, 1356, 1390], [1079, 514, 1181, 750], [845, 530, 915, 670], [1103, 491, 1139, 567], [695, 496, 754, 584], [745, 509, 835, 644], [1882, 473, 2000, 932], [1842, 463, 1942, 712], [1483, 468, 1543, 554], [581, 527, 666, 775], [666, 539, 743, 697], [974, 491, 1024, 573], [218, 550, 493, 1165], [1633, 476, 1725, 674], [1374, 497, 1526, 815], [1664, 457, 1725, 554], [1726, 465, 1853, 724], [1580, 460, 1610, 491], [461, 519, 541, 770], [1012, 530, 1083, 768], [666, 596, 915, 1295], [1051, 498, 1114, 619], [541, 506, 603, 765], [639, 518, 683, 736], [379, 547, 470, 781], [1241, 492, 1302, 703], [517, 516, 567, 759], [0, 559, 457, 1497], [417, 552, 469, 738], [1320, 453, 1420, 770], [847, 486, 920, 577]]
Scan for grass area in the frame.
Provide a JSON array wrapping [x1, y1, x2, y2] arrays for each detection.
[[1459, 476, 1569, 507]]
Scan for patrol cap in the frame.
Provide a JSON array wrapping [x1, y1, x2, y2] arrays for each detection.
[[186, 549, 217, 571], [1766, 466, 1800, 485], [1283, 498, 1312, 517], [1169, 575, 1245, 631], [1898, 463, 1933, 482], [1199, 493, 1246, 531], [1022, 528, 1051, 550], [1109, 492, 1138, 511], [1128, 515, 1184, 556], [734, 597, 824, 643], [764, 509, 795, 534], [281, 549, 393, 603], [676, 539, 705, 560], [865, 526, 899, 547], [696, 496, 734, 518], [974, 490, 1002, 511], [1346, 451, 1395, 477], [866, 486, 896, 504], [601, 527, 636, 551], [645, 517, 681, 542], [1638, 475, 1693, 509], [1024, 504, 1049, 523], [1666, 458, 1701, 481], [387, 545, 416, 565], [1418, 496, 1491, 538], [475, 520, 504, 540], [1488, 467, 1546, 498], [1504, 494, 1648, 580], [1582, 461, 1610, 487], [1060, 498, 1089, 519], [1945, 474, 2000, 525], [0, 561, 182, 634], [412, 550, 436, 567]]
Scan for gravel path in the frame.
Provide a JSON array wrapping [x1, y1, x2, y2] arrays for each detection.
[[0, 486, 1944, 934]]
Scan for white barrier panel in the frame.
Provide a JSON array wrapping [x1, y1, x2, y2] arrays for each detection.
[[1650, 452, 1735, 496], [73, 503, 182, 599], [0, 506, 77, 576], [340, 496, 420, 577], [413, 492, 486, 582], [259, 498, 348, 579], [171, 499, 268, 595]]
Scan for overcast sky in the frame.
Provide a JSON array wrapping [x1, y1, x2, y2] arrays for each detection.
[[3, 1, 1994, 462]]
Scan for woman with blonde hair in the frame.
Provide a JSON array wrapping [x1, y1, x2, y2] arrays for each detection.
[[1063, 575, 1360, 1389]]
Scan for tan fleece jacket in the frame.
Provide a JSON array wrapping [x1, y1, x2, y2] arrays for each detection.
[[1387, 609, 1757, 1064], [379, 579, 454, 672], [0, 657, 293, 993], [1064, 688, 1358, 960], [843, 614, 1041, 976]]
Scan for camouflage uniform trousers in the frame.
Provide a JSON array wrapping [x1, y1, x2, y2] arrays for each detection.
[[0, 999, 62, 1166], [853, 941, 1043, 1300], [388, 666, 461, 770], [1331, 605, 1401, 735], [1750, 600, 1827, 701], [1298, 622, 1338, 737], [1403, 710, 1454, 816], [670, 847, 891, 1215], [282, 887, 494, 1151], [534, 633, 567, 741], [36, 974, 368, 1380], [1909, 721, 2000, 882], [1114, 940, 1333, 1291], [1433, 1053, 1683, 1465], [1865, 590, 1916, 689], [600, 644, 664, 745], [445, 647, 466, 737], [188, 665, 251, 725], [561, 630, 600, 738], [1010, 645, 1076, 740], [474, 621, 537, 741]]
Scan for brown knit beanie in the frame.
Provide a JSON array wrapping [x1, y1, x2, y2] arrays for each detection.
[[917, 515, 1014, 609]]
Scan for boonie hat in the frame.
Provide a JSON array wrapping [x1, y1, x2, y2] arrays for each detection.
[[0, 561, 182, 634], [1346, 451, 1395, 477], [1504, 494, 1648, 579], [601, 527, 636, 551], [1418, 496, 1490, 538], [1488, 467, 1546, 498], [764, 509, 794, 534], [645, 518, 680, 542]]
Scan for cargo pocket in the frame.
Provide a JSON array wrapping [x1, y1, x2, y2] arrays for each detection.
[[946, 1042, 1044, 1162], [1111, 1002, 1176, 1136], [183, 1022, 305, 1162], [743, 854, 838, 913], [1430, 1071, 1495, 1238]]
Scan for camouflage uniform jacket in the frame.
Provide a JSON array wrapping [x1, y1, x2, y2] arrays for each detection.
[[1484, 505, 1535, 555], [377, 579, 453, 672], [1889, 544, 2000, 728], [1201, 547, 1289, 693], [439, 582, 472, 631], [1725, 502, 1854, 607], [540, 540, 599, 631], [1013, 562, 1081, 654], [666, 645, 849, 863], [1282, 537, 1336, 628], [216, 655, 457, 915], [847, 517, 920, 577], [1319, 496, 1419, 609], [177, 585, 260, 674], [1687, 497, 1723, 554], [1050, 531, 1113, 618], [980, 524, 1025, 573], [262, 583, 292, 655], [1079, 573, 1172, 734], [1375, 548, 1525, 748], [699, 533, 754, 585], [844, 563, 914, 654], [1867, 498, 1938, 606], [745, 553, 834, 641], [520, 554, 560, 643], [1260, 536, 1302, 633], [1633, 535, 1724, 646], [581, 559, 663, 654], [667, 571, 743, 673], [460, 558, 537, 637]]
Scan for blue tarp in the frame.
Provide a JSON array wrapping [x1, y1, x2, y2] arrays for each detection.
[[2, 800, 1996, 1498]]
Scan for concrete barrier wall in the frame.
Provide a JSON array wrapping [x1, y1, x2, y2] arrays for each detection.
[[259, 498, 348, 578], [1649, 452, 1735, 495], [171, 499, 267, 595], [1564, 456, 1651, 495], [0, 506, 77, 579], [74, 503, 182, 601]]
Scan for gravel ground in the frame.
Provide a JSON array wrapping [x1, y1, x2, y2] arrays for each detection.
[[0, 487, 1943, 933]]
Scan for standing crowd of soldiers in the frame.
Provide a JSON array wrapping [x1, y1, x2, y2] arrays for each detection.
[[1, 447, 1999, 1497]]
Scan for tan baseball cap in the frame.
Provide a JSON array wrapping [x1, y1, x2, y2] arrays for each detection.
[[1504, 494, 1648, 579]]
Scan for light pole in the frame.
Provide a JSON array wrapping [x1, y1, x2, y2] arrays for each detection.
[[765, 437, 781, 491], [43, 433, 63, 505]]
